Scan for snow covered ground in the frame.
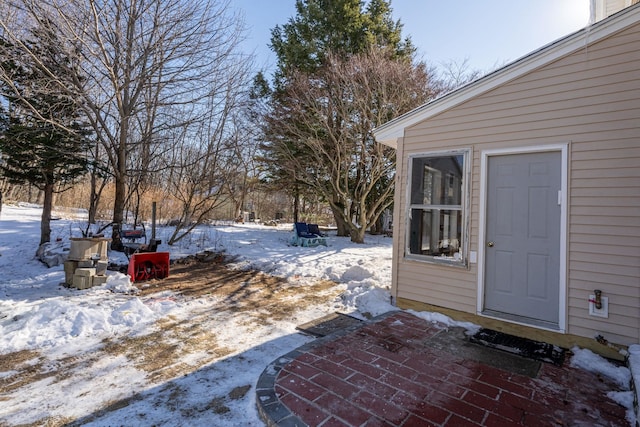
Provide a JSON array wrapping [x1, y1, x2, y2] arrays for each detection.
[[0, 202, 636, 426]]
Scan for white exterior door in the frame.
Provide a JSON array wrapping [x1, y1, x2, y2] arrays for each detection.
[[483, 151, 562, 327]]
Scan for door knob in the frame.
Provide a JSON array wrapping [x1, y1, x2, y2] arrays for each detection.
[[487, 241, 494, 247]]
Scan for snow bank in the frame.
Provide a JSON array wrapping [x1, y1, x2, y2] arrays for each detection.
[[0, 209, 394, 353], [628, 344, 640, 426], [570, 347, 636, 425], [570, 347, 631, 389], [0, 266, 177, 353]]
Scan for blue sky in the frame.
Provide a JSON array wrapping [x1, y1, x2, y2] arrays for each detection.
[[233, 0, 591, 73]]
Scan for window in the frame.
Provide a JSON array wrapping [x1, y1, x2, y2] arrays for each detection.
[[407, 151, 468, 264]]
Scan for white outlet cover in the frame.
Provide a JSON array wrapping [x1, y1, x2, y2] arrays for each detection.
[[589, 295, 609, 318]]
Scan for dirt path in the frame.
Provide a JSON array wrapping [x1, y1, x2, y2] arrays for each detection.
[[0, 258, 342, 427]]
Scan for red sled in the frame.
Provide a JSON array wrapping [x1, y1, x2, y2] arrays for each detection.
[[127, 252, 170, 283]]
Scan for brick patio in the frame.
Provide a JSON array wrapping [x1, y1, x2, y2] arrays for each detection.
[[257, 311, 629, 426]]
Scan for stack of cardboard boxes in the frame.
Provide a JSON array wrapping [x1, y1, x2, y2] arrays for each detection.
[[64, 238, 111, 289]]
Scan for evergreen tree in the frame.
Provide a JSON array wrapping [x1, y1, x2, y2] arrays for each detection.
[[0, 21, 91, 247], [270, 0, 413, 78], [260, 0, 436, 242]]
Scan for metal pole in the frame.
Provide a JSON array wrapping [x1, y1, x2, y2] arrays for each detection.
[[151, 201, 157, 240]]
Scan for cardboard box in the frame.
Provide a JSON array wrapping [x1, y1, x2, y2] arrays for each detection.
[[95, 261, 108, 276], [73, 274, 92, 290], [75, 268, 96, 277], [63, 260, 79, 286], [68, 238, 110, 261], [78, 260, 94, 268], [92, 275, 108, 286]]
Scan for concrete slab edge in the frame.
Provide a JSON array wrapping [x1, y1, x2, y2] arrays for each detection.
[[255, 310, 400, 426]]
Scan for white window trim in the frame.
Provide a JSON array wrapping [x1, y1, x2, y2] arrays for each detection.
[[405, 149, 471, 267], [476, 144, 568, 333]]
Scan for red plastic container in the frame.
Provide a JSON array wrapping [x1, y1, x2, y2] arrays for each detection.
[[127, 252, 170, 283]]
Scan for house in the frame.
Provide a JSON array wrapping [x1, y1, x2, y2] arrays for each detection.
[[373, 2, 640, 359]]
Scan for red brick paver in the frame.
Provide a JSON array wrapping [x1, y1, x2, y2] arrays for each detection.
[[274, 311, 629, 426]]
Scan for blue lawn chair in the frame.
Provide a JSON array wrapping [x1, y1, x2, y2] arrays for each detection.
[[307, 223, 325, 237], [290, 222, 327, 247]]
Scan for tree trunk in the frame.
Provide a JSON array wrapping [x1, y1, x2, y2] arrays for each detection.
[[111, 145, 126, 251], [111, 175, 125, 251], [350, 224, 366, 244], [88, 166, 98, 224], [369, 213, 384, 235], [132, 189, 141, 227], [111, 122, 128, 251], [234, 198, 243, 221], [329, 201, 350, 237], [40, 181, 54, 245], [292, 187, 300, 223]]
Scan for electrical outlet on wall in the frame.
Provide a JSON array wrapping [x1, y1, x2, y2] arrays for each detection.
[[589, 295, 609, 318]]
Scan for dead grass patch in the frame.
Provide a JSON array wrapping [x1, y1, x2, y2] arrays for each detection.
[[97, 261, 338, 383], [101, 315, 234, 383], [0, 350, 54, 394], [0, 257, 343, 425]]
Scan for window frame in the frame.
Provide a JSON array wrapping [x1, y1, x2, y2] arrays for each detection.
[[405, 149, 471, 267]]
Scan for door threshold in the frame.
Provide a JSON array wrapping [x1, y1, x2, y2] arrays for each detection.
[[481, 310, 562, 332]]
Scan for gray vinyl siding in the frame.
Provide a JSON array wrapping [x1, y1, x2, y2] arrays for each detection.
[[394, 20, 640, 345]]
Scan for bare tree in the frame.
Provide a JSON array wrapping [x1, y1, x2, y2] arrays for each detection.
[[438, 58, 484, 92], [223, 104, 264, 222], [0, 0, 247, 249], [162, 127, 233, 245], [264, 47, 439, 243], [163, 55, 253, 245]]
